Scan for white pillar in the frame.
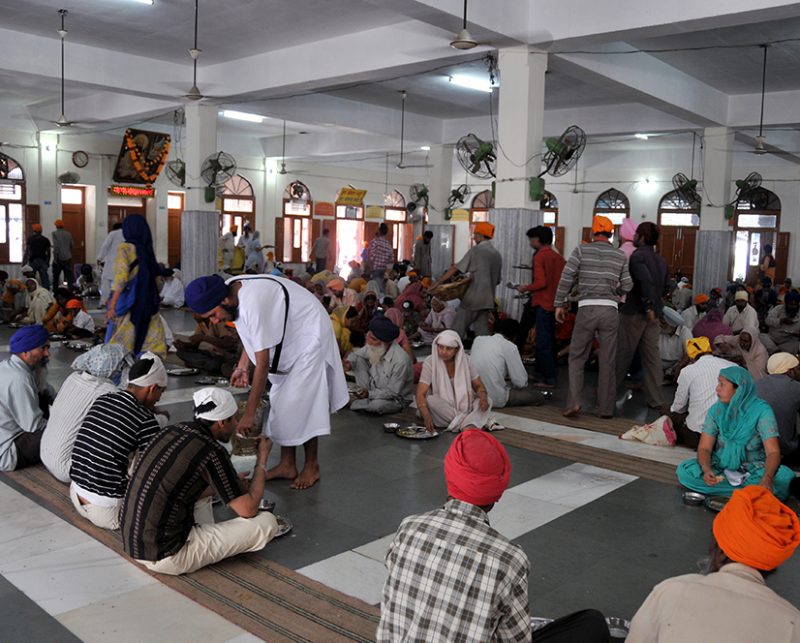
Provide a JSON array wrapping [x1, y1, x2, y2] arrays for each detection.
[[494, 47, 547, 208], [426, 144, 454, 226], [39, 132, 59, 230], [181, 103, 219, 284], [700, 127, 734, 231]]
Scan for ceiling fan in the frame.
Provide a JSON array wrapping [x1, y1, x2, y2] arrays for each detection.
[[396, 91, 434, 170]]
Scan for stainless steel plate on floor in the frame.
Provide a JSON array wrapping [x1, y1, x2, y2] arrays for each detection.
[[704, 495, 731, 512], [167, 367, 199, 376], [275, 515, 293, 538], [258, 498, 276, 513], [605, 617, 631, 638], [396, 425, 439, 439], [195, 376, 228, 386], [530, 617, 553, 631], [682, 491, 706, 506], [383, 422, 400, 434], [50, 334, 67, 341]]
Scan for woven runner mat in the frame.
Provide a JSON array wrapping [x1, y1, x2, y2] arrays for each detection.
[[501, 405, 637, 436], [1, 466, 380, 643]]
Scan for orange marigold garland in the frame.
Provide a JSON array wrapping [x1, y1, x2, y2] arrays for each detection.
[[124, 128, 171, 184]]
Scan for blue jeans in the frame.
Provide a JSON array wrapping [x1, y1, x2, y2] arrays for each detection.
[[534, 306, 557, 385]]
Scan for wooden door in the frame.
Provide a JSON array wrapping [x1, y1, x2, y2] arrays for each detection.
[[61, 205, 86, 265], [167, 194, 183, 267], [678, 228, 697, 281], [274, 217, 284, 262], [108, 205, 144, 230], [581, 227, 592, 244], [657, 227, 679, 276], [775, 231, 790, 283], [554, 226, 565, 255]]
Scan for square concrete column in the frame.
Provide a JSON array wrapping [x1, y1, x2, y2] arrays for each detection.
[[494, 47, 547, 209]]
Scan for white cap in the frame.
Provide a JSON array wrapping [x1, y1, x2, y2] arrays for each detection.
[[193, 387, 238, 422], [128, 352, 168, 388]]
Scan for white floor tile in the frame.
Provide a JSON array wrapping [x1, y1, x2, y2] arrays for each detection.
[[510, 463, 635, 508], [488, 493, 567, 540], [298, 551, 387, 605], [353, 533, 395, 562]]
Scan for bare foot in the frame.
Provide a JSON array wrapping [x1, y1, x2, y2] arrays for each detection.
[[265, 462, 298, 481], [562, 405, 581, 418], [291, 464, 320, 490]]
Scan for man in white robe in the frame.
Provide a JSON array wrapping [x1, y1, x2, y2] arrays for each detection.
[[185, 273, 348, 489], [160, 270, 185, 308], [219, 225, 237, 272]]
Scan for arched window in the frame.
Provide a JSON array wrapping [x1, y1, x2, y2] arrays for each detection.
[[283, 180, 312, 216], [470, 189, 493, 223], [384, 189, 406, 222], [658, 189, 700, 227], [0, 153, 26, 263], [541, 191, 558, 226], [593, 188, 629, 225], [732, 187, 782, 282], [220, 174, 255, 241]]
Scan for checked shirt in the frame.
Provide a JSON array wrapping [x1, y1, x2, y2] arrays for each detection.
[[377, 499, 531, 642]]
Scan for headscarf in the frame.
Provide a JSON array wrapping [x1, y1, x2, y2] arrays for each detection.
[[193, 387, 238, 422], [122, 215, 160, 354], [693, 307, 731, 344], [127, 352, 167, 388], [395, 281, 425, 312], [186, 275, 228, 314], [10, 324, 49, 353], [619, 218, 637, 259], [474, 222, 494, 239], [686, 336, 711, 361], [369, 312, 400, 342], [329, 306, 353, 354], [71, 343, 129, 382], [349, 277, 367, 293], [444, 429, 511, 506], [737, 326, 768, 380], [713, 486, 800, 571], [767, 352, 799, 375], [709, 366, 775, 471], [428, 330, 474, 431]]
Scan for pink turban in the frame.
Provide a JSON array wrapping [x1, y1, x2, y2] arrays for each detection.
[[444, 429, 511, 506], [620, 218, 638, 242]]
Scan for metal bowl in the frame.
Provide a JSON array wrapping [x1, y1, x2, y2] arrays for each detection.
[[605, 616, 631, 638], [383, 422, 400, 434], [682, 491, 706, 506], [530, 617, 553, 631], [704, 495, 731, 512], [258, 498, 276, 513]]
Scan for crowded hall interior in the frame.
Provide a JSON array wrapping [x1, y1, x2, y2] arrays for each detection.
[[4, 1, 800, 641]]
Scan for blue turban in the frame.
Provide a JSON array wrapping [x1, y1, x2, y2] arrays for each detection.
[[369, 312, 400, 343], [10, 324, 49, 354], [786, 291, 800, 305], [186, 275, 228, 314]]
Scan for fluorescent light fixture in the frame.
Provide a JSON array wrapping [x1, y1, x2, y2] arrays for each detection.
[[133, 0, 155, 4], [420, 145, 431, 151], [448, 74, 495, 93], [221, 110, 264, 123], [634, 133, 649, 140]]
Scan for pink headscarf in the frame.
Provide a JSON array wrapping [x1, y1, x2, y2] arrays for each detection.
[[395, 282, 426, 312], [384, 307, 411, 350], [619, 218, 638, 259]]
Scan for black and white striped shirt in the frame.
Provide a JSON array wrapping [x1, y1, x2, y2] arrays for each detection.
[[69, 390, 159, 499]]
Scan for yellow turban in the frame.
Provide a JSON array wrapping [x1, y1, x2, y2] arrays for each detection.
[[686, 336, 711, 361]]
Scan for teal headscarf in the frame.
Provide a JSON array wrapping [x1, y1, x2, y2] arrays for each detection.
[[710, 365, 773, 470]]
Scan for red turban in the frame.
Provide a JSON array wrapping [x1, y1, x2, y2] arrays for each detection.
[[713, 486, 800, 571], [444, 429, 510, 506]]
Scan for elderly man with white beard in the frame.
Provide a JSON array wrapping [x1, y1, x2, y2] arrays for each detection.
[[348, 313, 414, 415]]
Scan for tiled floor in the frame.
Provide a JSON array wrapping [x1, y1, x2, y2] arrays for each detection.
[[1, 308, 799, 641]]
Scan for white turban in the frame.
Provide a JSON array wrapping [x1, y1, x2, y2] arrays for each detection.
[[128, 352, 167, 388], [193, 387, 238, 422], [767, 352, 800, 375]]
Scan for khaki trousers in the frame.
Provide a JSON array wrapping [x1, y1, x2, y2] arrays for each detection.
[[138, 512, 278, 576], [615, 312, 664, 408], [70, 483, 121, 531], [567, 305, 619, 417]]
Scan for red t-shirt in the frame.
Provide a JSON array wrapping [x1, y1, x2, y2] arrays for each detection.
[[524, 246, 566, 311]]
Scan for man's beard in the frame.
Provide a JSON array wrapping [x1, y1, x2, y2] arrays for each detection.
[[367, 343, 388, 366], [222, 303, 239, 320]]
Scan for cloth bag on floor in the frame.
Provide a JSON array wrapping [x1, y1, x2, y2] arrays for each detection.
[[619, 415, 676, 447]]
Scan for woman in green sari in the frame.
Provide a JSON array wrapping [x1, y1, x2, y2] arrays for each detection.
[[677, 365, 795, 500]]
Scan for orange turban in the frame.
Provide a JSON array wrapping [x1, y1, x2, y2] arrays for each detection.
[[444, 429, 510, 506], [230, 224, 238, 233], [349, 277, 367, 293], [65, 299, 83, 310], [327, 277, 346, 290], [713, 486, 800, 571], [694, 293, 710, 305], [474, 222, 495, 239], [32, 223, 42, 233], [591, 215, 613, 235], [54, 219, 64, 228], [421, 277, 431, 288]]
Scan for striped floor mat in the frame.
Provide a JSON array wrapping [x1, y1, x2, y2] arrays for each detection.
[[1, 466, 380, 643]]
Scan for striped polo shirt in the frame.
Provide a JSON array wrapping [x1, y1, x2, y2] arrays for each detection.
[[554, 241, 632, 308], [69, 390, 160, 501], [120, 422, 242, 561]]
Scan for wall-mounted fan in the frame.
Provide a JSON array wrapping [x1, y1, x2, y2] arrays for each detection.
[[723, 171, 763, 219], [530, 125, 586, 201], [165, 159, 186, 187], [456, 133, 496, 179], [672, 172, 700, 204], [406, 184, 429, 221], [445, 184, 471, 219], [288, 180, 309, 201], [201, 151, 237, 188], [0, 153, 9, 179], [58, 171, 80, 185]]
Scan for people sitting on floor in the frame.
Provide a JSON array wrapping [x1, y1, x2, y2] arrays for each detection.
[[40, 344, 129, 483], [383, 268, 400, 299], [21, 278, 55, 325], [0, 325, 50, 471], [659, 312, 692, 378], [42, 287, 71, 331], [347, 313, 413, 415], [383, 307, 415, 360], [48, 298, 95, 338], [762, 290, 800, 355], [1, 278, 28, 323], [416, 330, 491, 432], [754, 277, 778, 323], [326, 277, 358, 312], [470, 318, 543, 408], [676, 365, 796, 500], [330, 305, 358, 356], [722, 290, 758, 334], [174, 313, 240, 376], [681, 293, 709, 329], [417, 296, 456, 345], [378, 429, 611, 643], [68, 353, 166, 530], [627, 486, 800, 642], [672, 276, 693, 311], [76, 264, 101, 298], [691, 306, 731, 343], [121, 388, 278, 575], [670, 337, 736, 449], [159, 268, 185, 308], [713, 326, 767, 380], [756, 353, 800, 465], [351, 290, 379, 333]]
